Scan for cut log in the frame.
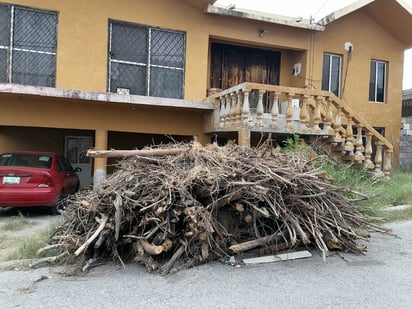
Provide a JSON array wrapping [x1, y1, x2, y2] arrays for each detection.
[[229, 232, 284, 253], [86, 147, 189, 158], [141, 240, 164, 255], [29, 253, 68, 268], [161, 245, 186, 276], [74, 214, 108, 256]]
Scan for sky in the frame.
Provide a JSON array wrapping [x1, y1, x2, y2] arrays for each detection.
[[215, 0, 412, 90]]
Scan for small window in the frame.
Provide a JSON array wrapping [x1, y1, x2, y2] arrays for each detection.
[[369, 60, 387, 103], [322, 53, 341, 97]]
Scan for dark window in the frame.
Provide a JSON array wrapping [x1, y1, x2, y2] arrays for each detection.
[[369, 60, 386, 103], [57, 156, 74, 172], [0, 4, 57, 87], [322, 53, 341, 97], [108, 20, 185, 99], [402, 99, 412, 117]]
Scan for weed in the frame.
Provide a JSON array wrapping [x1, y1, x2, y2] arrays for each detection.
[[5, 226, 59, 261], [284, 142, 412, 220], [282, 134, 307, 153]]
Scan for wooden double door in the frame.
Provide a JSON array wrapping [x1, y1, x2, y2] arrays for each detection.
[[210, 42, 281, 90]]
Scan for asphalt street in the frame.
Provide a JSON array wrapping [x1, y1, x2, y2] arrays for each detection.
[[1, 220, 411, 309]]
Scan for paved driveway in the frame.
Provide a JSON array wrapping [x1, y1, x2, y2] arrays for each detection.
[[1, 220, 411, 309]]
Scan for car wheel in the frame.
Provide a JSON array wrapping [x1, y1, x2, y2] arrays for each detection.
[[50, 192, 66, 215]]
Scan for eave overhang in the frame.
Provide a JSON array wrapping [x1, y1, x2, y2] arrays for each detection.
[[319, 0, 412, 48]]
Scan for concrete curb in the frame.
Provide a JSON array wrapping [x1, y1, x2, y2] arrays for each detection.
[[382, 205, 412, 212]]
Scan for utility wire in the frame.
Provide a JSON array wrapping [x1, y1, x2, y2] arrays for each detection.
[[312, 0, 329, 18]]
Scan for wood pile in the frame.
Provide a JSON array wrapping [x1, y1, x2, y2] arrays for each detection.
[[53, 140, 383, 275]]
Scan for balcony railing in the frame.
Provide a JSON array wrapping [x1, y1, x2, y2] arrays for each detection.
[[205, 82, 393, 175]]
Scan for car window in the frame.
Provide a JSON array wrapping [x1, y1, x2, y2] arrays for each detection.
[[0, 154, 13, 166], [57, 156, 74, 172], [0, 153, 52, 168], [37, 156, 52, 169]]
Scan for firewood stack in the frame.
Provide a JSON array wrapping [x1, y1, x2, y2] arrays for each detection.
[[53, 140, 381, 275]]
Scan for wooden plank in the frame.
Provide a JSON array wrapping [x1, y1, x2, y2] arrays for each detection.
[[242, 250, 312, 265]]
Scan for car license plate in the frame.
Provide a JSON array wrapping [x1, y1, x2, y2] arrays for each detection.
[[3, 176, 20, 184]]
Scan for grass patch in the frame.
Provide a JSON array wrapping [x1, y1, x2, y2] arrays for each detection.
[[5, 226, 60, 261], [317, 156, 412, 221], [0, 212, 35, 231]]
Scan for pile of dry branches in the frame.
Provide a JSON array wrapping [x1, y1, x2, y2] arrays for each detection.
[[53, 140, 382, 275]]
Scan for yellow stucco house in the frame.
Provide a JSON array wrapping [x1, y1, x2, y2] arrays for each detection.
[[1, 0, 411, 187]]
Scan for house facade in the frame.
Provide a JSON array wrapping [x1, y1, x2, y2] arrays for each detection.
[[1, 0, 411, 187]]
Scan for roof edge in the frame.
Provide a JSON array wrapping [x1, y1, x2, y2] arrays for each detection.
[[396, 0, 412, 13], [317, 0, 374, 26], [403, 88, 412, 100], [206, 4, 325, 31]]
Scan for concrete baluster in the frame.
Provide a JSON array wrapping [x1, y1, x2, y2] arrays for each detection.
[[364, 132, 374, 169], [255, 90, 265, 127], [271, 91, 280, 128], [312, 95, 322, 133], [383, 148, 393, 175], [374, 141, 383, 173], [332, 106, 343, 143], [299, 95, 309, 133], [219, 96, 225, 128], [344, 115, 355, 154], [236, 91, 243, 125], [242, 90, 250, 125], [286, 93, 294, 130], [354, 125, 364, 157], [323, 96, 334, 134]]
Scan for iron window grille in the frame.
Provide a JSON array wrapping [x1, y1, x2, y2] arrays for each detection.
[[0, 3, 57, 87], [108, 20, 186, 99], [322, 53, 342, 97], [369, 60, 387, 103]]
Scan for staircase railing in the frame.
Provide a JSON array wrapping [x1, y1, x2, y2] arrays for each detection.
[[205, 82, 393, 175]]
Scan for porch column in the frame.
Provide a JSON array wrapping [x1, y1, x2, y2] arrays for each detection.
[[93, 129, 108, 187], [238, 127, 251, 147]]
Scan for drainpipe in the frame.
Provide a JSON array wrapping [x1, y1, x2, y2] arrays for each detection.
[[93, 129, 108, 188]]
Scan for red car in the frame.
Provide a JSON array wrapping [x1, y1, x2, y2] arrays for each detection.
[[0, 151, 81, 213]]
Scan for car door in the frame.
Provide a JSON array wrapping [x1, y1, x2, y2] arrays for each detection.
[[57, 156, 79, 194]]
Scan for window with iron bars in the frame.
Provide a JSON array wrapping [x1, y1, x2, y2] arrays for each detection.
[[108, 20, 186, 99], [0, 4, 57, 87]]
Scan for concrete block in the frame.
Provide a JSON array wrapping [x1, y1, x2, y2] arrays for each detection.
[[242, 250, 312, 264], [383, 205, 412, 212]]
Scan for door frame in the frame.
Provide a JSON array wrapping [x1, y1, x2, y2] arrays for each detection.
[[64, 136, 94, 189]]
